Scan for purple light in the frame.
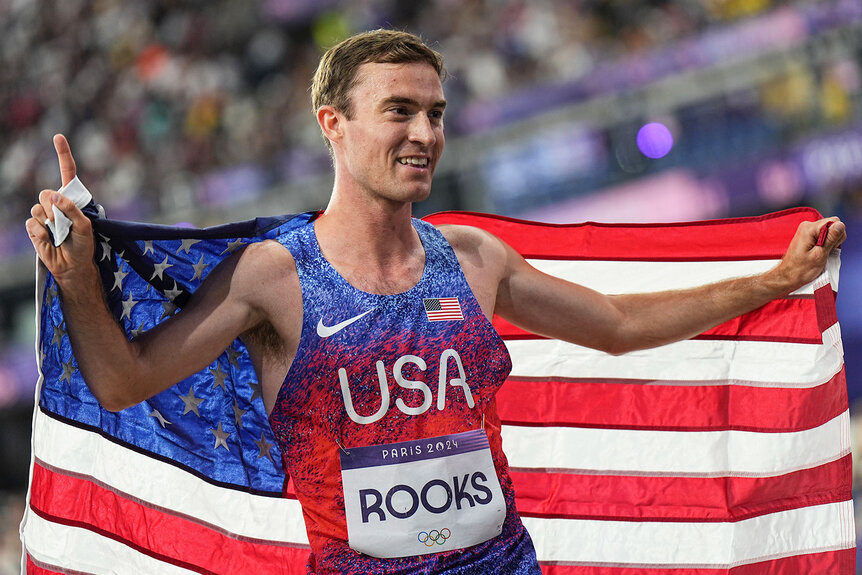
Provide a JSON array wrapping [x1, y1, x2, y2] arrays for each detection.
[[637, 122, 674, 159]]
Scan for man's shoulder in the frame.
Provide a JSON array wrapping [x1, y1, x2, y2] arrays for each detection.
[[433, 222, 511, 291], [232, 238, 298, 283], [435, 223, 504, 258], [435, 221, 488, 244]]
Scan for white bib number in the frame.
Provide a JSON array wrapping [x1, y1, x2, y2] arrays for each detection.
[[340, 429, 506, 558]]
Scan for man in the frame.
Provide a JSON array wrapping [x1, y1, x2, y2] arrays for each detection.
[[26, 30, 844, 574]]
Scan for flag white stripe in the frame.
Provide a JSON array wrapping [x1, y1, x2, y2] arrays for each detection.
[[501, 410, 850, 476], [31, 411, 308, 545], [507, 326, 843, 387], [23, 512, 198, 575], [526, 258, 828, 295], [523, 500, 855, 567]]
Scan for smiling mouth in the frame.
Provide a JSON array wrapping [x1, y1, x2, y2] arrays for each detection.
[[398, 157, 429, 167]]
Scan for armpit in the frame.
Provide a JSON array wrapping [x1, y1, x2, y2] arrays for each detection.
[[242, 321, 284, 356]]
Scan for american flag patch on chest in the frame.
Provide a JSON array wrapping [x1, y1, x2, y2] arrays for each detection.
[[423, 297, 464, 321]]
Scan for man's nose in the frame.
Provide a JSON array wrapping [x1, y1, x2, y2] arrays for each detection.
[[408, 115, 436, 146]]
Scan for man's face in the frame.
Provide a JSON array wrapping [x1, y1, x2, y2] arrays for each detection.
[[335, 61, 446, 205]]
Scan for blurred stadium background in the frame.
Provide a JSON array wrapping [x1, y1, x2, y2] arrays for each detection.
[[2, 0, 862, 571]]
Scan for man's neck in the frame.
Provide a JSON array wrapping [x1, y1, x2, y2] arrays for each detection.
[[313, 194, 425, 295]]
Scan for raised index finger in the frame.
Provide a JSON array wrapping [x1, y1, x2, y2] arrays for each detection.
[[53, 133, 77, 187]]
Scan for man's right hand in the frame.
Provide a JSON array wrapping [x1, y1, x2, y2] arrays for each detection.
[[25, 134, 97, 285]]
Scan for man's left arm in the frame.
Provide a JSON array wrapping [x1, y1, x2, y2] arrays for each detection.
[[491, 217, 845, 356]]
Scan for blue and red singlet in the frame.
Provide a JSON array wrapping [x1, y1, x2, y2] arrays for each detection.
[[269, 218, 540, 574]]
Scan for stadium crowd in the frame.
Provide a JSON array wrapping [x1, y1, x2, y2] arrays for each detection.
[[1, 0, 763, 248]]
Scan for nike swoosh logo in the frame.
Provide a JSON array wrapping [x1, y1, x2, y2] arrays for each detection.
[[316, 310, 373, 338]]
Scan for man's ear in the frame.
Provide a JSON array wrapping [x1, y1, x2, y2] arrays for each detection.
[[317, 105, 343, 144]]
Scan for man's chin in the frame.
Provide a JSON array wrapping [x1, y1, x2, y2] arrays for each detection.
[[397, 180, 433, 203], [409, 186, 433, 204]]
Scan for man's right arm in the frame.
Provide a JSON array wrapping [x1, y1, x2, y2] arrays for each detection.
[[25, 135, 276, 411]]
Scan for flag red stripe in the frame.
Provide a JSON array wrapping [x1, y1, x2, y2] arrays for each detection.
[[28, 463, 310, 574], [537, 547, 856, 574], [423, 208, 821, 261], [511, 455, 851, 522], [816, 288, 839, 334], [494, 297, 823, 344], [497, 366, 846, 432]]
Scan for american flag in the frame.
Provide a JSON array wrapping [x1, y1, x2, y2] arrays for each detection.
[[423, 297, 464, 321], [20, 206, 854, 573]]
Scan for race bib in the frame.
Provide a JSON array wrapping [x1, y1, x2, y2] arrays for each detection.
[[340, 429, 506, 558]]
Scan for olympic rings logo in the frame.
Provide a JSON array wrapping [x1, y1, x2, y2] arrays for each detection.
[[417, 528, 451, 547]]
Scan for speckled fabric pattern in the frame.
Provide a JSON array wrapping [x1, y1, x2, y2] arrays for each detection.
[[269, 218, 540, 574]]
